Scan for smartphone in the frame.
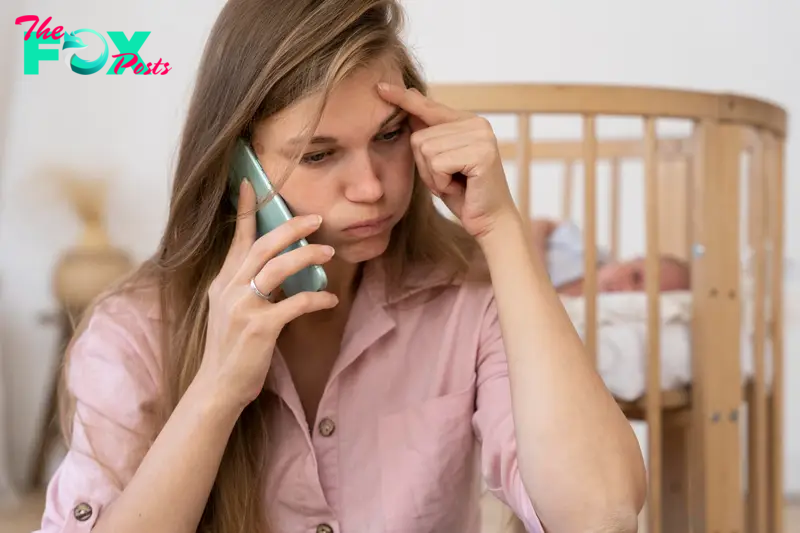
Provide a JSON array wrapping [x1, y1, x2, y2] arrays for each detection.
[[228, 137, 328, 297]]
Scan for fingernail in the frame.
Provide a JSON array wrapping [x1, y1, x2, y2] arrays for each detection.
[[323, 245, 335, 257], [377, 82, 392, 92], [309, 214, 323, 227], [240, 178, 250, 191]]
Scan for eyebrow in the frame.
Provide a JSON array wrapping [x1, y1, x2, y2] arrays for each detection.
[[284, 107, 407, 147]]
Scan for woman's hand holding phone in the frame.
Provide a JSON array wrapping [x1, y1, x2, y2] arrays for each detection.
[[196, 179, 339, 412]]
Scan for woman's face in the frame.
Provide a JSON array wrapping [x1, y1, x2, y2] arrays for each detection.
[[250, 59, 415, 264]]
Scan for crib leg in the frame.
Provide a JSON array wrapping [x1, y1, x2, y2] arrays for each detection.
[[744, 390, 783, 533], [767, 393, 784, 533], [662, 411, 691, 533], [747, 382, 774, 533]]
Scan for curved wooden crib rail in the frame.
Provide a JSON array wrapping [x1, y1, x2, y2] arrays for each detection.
[[427, 83, 787, 533]]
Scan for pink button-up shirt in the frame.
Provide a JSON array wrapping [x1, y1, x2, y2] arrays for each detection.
[[36, 260, 544, 533]]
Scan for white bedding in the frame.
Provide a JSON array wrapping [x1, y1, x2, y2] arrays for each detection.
[[541, 220, 798, 402], [558, 289, 785, 402]]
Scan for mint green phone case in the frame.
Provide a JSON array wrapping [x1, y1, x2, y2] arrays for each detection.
[[228, 137, 328, 297]]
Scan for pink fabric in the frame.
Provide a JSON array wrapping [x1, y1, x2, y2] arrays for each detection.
[[35, 260, 543, 533]]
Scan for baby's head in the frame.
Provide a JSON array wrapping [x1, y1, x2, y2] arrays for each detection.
[[596, 256, 690, 293]]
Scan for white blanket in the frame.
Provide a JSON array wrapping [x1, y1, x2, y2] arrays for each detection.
[[556, 286, 788, 401], [543, 221, 795, 402], [559, 291, 693, 331]]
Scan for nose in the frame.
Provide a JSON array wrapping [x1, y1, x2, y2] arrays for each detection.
[[344, 151, 384, 204]]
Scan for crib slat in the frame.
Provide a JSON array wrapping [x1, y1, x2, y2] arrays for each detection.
[[682, 155, 695, 261], [562, 160, 574, 220], [767, 132, 785, 533], [643, 116, 663, 533], [609, 158, 621, 260], [656, 157, 691, 260], [688, 120, 708, 530], [517, 113, 531, 217], [582, 116, 598, 365], [748, 128, 769, 533]]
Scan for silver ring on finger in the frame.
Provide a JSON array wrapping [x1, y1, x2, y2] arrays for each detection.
[[249, 277, 272, 302]]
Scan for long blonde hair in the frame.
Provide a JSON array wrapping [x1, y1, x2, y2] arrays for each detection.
[[58, 1, 484, 532]]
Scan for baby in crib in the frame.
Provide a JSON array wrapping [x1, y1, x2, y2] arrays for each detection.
[[529, 218, 691, 296]]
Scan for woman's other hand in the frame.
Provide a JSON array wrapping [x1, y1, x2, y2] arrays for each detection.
[[376, 83, 519, 242]]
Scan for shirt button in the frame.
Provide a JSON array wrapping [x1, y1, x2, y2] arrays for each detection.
[[318, 417, 335, 437], [316, 524, 334, 533], [73, 502, 93, 522]]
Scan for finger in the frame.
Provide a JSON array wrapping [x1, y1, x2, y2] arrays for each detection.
[[440, 187, 465, 218], [235, 214, 323, 283], [410, 139, 439, 196], [424, 152, 452, 194], [253, 243, 335, 296], [429, 146, 477, 194], [220, 178, 258, 279], [376, 83, 463, 127], [410, 119, 479, 144], [270, 290, 340, 324], [408, 114, 427, 135], [414, 131, 475, 192]]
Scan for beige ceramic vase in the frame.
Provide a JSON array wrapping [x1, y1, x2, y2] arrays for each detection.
[[51, 176, 134, 313]]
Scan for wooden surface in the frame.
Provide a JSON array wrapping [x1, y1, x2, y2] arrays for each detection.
[[427, 83, 788, 135]]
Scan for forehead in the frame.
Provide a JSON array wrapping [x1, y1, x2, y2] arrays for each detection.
[[255, 59, 405, 147]]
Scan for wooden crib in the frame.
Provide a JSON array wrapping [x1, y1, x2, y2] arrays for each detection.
[[427, 83, 787, 533]]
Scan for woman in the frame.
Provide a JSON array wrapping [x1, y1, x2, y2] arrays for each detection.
[[37, 1, 646, 532]]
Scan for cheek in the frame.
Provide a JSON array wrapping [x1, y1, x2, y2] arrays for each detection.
[[596, 268, 614, 288], [662, 271, 681, 289], [252, 154, 337, 219], [276, 177, 335, 218], [379, 145, 415, 197], [278, 182, 338, 247]]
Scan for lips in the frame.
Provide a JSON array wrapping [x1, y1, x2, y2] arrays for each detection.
[[345, 215, 391, 230], [342, 215, 393, 236]]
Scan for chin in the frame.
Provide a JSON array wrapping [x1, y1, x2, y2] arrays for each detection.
[[334, 233, 392, 264]]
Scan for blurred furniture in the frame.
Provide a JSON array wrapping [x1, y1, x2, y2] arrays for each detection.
[[0, 321, 20, 508], [30, 309, 72, 488], [429, 83, 787, 533], [29, 175, 133, 489]]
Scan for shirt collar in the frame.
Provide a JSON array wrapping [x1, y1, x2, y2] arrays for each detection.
[[263, 257, 465, 400], [359, 257, 466, 307]]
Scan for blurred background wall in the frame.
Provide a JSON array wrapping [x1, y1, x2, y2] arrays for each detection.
[[0, 0, 798, 497]]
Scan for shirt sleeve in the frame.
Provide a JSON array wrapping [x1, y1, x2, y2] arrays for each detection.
[[472, 295, 545, 533], [34, 295, 162, 533]]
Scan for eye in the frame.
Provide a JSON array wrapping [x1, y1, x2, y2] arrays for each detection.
[[378, 130, 399, 141], [376, 122, 408, 142], [300, 150, 333, 165]]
